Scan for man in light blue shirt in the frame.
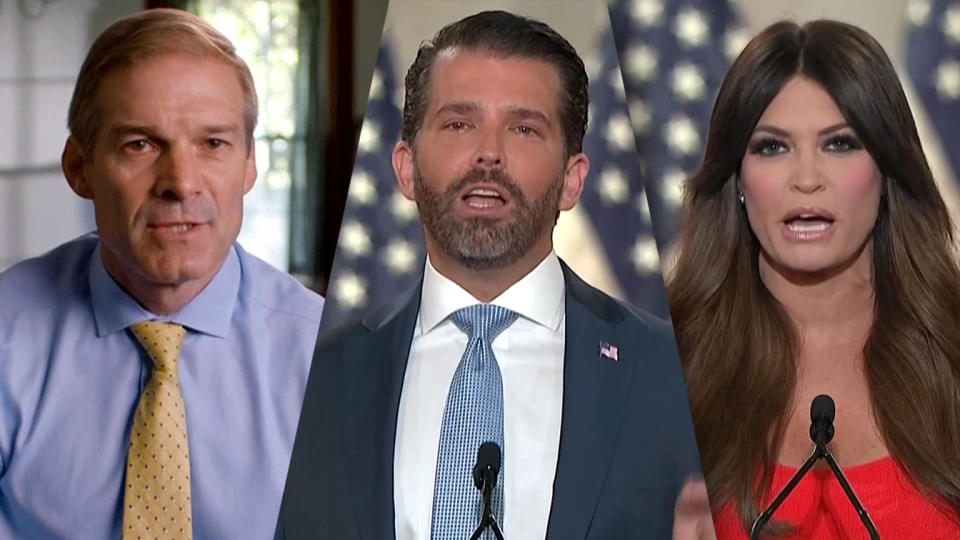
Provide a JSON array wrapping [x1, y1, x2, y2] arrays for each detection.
[[0, 9, 323, 539]]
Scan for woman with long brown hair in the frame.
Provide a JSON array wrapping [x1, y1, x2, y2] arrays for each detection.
[[668, 19, 960, 539]]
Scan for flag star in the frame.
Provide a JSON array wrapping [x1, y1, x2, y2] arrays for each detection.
[[357, 119, 380, 154], [340, 220, 372, 256], [333, 272, 367, 309], [631, 0, 664, 27], [598, 168, 630, 205], [635, 191, 652, 223], [671, 63, 706, 101], [625, 44, 659, 83], [935, 60, 960, 100], [383, 238, 418, 274], [661, 168, 687, 209], [944, 4, 960, 44], [675, 8, 711, 48], [390, 190, 419, 222], [348, 170, 377, 205], [606, 113, 635, 152], [724, 27, 750, 60], [629, 99, 652, 135], [664, 116, 700, 155], [906, 0, 932, 26], [630, 236, 662, 275], [368, 69, 384, 100]]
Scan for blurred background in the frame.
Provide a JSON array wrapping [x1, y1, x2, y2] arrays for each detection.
[[1, 0, 956, 319], [0, 0, 390, 294], [321, 0, 678, 328], [606, 0, 958, 277], [322, 0, 957, 327]]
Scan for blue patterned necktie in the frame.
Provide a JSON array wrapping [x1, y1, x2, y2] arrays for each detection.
[[431, 304, 518, 540]]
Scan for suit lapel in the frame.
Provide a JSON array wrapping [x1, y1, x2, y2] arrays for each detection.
[[546, 265, 632, 538], [342, 283, 422, 540]]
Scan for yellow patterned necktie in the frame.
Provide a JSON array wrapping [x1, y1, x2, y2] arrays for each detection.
[[123, 321, 192, 540]]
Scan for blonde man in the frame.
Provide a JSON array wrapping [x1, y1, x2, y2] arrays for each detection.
[[0, 9, 322, 539]]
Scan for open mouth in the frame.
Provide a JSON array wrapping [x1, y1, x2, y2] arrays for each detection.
[[783, 208, 834, 229], [461, 185, 509, 210]]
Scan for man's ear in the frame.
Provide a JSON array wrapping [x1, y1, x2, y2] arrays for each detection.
[[242, 140, 258, 195], [392, 140, 416, 201], [558, 152, 589, 211], [62, 137, 94, 199]]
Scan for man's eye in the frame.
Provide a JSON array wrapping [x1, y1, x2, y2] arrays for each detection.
[[515, 125, 537, 135], [125, 139, 151, 152]]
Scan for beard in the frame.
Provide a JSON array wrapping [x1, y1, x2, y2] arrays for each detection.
[[413, 164, 564, 270]]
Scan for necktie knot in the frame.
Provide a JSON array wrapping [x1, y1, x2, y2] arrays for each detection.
[[129, 320, 186, 373], [450, 304, 518, 343]]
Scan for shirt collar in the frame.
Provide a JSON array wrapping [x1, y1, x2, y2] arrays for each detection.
[[90, 242, 240, 338], [418, 251, 565, 334]]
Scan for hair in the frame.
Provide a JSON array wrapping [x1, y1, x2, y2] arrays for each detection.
[[667, 19, 960, 532], [67, 8, 258, 156], [400, 10, 588, 159]]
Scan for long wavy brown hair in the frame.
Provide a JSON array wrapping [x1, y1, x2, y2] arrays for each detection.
[[667, 19, 960, 532]]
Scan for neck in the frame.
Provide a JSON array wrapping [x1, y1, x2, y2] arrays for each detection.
[[759, 242, 875, 338], [100, 250, 214, 316], [426, 238, 553, 302]]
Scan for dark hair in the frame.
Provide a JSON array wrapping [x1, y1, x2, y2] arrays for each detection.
[[667, 19, 960, 532], [401, 10, 588, 158]]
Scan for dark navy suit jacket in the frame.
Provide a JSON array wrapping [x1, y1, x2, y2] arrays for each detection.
[[275, 263, 701, 539]]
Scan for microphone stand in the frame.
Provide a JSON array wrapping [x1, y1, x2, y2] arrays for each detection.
[[749, 444, 880, 540], [469, 466, 504, 540]]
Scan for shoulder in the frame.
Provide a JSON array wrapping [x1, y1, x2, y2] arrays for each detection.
[[561, 262, 676, 341], [0, 234, 97, 316], [234, 243, 325, 325]]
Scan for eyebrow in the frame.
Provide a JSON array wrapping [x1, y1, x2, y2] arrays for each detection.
[[503, 105, 551, 126], [752, 122, 852, 137], [107, 123, 242, 139], [433, 101, 551, 125]]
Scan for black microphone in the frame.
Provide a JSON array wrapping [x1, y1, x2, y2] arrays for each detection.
[[809, 394, 835, 447], [469, 442, 504, 540], [750, 395, 879, 540]]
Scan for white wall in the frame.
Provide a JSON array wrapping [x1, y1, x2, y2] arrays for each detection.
[[0, 0, 142, 271]]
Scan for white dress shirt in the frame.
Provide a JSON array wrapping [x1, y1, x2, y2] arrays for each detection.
[[394, 252, 566, 540]]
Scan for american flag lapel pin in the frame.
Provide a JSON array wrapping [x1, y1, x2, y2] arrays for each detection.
[[599, 341, 619, 362]]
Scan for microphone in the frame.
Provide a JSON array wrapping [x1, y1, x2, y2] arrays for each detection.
[[750, 395, 879, 540], [469, 442, 504, 540], [809, 394, 835, 447]]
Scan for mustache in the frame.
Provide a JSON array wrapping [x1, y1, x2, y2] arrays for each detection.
[[444, 167, 527, 202], [136, 199, 218, 225]]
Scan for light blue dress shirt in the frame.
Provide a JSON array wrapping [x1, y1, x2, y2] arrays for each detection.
[[0, 233, 323, 539]]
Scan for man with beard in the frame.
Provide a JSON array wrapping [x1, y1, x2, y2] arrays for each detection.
[[276, 10, 702, 540]]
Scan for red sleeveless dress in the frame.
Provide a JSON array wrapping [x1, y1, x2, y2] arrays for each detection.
[[712, 457, 960, 539]]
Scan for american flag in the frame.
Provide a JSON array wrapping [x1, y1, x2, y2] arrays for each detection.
[[907, 0, 960, 178], [578, 15, 671, 318], [322, 35, 426, 330], [606, 0, 745, 254]]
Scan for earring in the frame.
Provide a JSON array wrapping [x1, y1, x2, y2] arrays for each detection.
[[738, 191, 745, 204]]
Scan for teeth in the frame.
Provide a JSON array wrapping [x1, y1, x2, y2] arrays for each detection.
[[466, 198, 497, 209], [168, 224, 191, 233], [787, 221, 830, 232], [468, 188, 500, 197]]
